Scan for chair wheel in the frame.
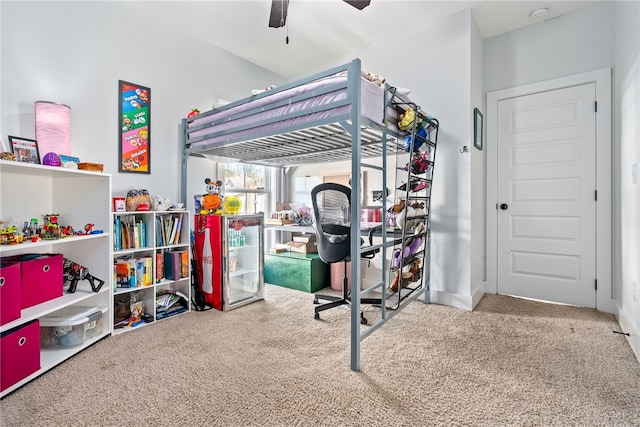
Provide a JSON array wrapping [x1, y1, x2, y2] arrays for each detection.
[[360, 311, 368, 325], [314, 312, 320, 320], [313, 297, 319, 304]]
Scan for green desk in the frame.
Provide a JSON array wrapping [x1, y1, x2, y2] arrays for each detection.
[[264, 252, 329, 293]]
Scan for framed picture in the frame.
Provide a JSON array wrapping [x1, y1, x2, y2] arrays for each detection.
[[474, 108, 483, 151], [8, 135, 41, 164], [119, 80, 150, 173]]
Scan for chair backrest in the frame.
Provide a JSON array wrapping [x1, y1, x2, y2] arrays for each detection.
[[311, 183, 352, 264]]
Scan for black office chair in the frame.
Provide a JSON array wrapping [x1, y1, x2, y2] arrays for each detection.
[[310, 182, 381, 324]]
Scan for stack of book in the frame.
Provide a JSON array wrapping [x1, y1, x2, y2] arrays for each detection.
[[114, 256, 154, 289], [114, 215, 147, 251], [163, 250, 189, 281], [156, 213, 184, 247]]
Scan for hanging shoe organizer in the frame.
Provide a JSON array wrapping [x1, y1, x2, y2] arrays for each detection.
[[387, 104, 439, 309]]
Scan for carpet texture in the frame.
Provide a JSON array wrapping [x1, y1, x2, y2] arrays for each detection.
[[1, 285, 639, 426]]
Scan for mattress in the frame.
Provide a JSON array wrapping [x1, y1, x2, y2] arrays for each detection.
[[187, 73, 395, 148]]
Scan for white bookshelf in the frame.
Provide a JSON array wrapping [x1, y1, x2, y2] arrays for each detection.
[[111, 210, 191, 335], [0, 160, 112, 398]]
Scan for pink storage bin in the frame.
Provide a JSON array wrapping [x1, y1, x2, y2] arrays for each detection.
[[330, 260, 366, 291], [19, 254, 63, 309], [0, 262, 21, 326], [0, 320, 41, 392]]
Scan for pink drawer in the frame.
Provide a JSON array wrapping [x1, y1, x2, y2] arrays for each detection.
[[19, 254, 63, 309], [0, 262, 21, 326], [0, 320, 41, 392]]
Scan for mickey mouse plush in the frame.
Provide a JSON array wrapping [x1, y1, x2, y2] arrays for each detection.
[[201, 178, 224, 215]]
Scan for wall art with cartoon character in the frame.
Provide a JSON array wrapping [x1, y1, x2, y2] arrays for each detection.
[[118, 80, 150, 174]]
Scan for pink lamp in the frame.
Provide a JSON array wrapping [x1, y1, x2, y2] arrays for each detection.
[[34, 101, 71, 156]]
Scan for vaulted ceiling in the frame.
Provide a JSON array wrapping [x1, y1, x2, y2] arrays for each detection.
[[121, 0, 601, 79]]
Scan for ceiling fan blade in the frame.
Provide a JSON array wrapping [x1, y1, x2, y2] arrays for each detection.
[[343, 0, 371, 10], [269, 0, 290, 28]]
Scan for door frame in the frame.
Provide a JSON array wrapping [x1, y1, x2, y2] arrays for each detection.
[[486, 68, 613, 313]]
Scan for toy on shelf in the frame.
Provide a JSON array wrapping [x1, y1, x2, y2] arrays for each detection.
[[199, 178, 224, 215], [127, 302, 144, 327], [223, 196, 242, 215], [60, 225, 74, 237], [40, 214, 61, 239], [0, 222, 24, 245], [77, 223, 103, 235], [22, 218, 39, 241], [63, 257, 105, 293], [42, 152, 62, 167], [152, 195, 171, 211]]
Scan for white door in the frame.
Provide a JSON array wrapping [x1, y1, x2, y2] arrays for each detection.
[[496, 83, 597, 307]]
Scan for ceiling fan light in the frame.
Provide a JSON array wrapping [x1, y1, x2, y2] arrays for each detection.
[[269, 0, 289, 28], [529, 7, 549, 19], [343, 0, 371, 11]]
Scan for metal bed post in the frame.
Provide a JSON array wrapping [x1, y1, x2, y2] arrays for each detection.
[[180, 118, 188, 205], [348, 58, 363, 372]]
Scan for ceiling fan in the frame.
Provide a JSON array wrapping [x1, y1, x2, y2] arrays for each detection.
[[269, 0, 371, 28]]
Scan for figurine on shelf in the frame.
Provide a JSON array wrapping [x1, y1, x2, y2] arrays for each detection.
[[199, 178, 224, 215], [60, 225, 74, 237], [128, 302, 144, 327], [0, 223, 24, 245], [22, 218, 39, 239], [41, 214, 61, 239]]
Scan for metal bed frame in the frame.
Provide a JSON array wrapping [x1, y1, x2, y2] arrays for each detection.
[[180, 58, 436, 371]]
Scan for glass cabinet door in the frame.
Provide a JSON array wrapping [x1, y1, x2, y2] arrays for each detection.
[[223, 214, 264, 310]]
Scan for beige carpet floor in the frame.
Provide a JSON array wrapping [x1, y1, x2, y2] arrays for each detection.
[[1, 285, 639, 426]]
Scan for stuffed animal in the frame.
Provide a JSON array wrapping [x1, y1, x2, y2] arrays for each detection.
[[391, 259, 421, 293], [152, 195, 171, 211], [361, 71, 386, 86], [200, 178, 224, 215], [393, 199, 424, 231], [398, 106, 415, 131]]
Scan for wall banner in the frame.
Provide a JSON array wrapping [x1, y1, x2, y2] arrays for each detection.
[[119, 80, 150, 174]]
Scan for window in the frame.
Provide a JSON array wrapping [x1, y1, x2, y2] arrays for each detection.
[[221, 163, 271, 214]]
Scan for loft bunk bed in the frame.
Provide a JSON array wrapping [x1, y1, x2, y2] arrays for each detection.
[[180, 58, 439, 372]]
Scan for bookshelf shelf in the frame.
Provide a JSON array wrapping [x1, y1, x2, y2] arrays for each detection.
[[0, 161, 112, 398], [112, 210, 191, 335]]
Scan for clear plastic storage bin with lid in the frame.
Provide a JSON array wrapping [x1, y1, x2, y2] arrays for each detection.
[[39, 306, 107, 348]]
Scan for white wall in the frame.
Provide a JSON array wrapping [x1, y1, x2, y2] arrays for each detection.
[[484, 2, 614, 93], [363, 10, 474, 307], [613, 0, 640, 359], [485, 1, 640, 356], [291, 10, 476, 308], [470, 14, 485, 307], [0, 1, 284, 206]]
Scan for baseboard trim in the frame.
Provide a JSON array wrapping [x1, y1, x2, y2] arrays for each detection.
[[430, 289, 474, 311], [616, 307, 640, 365], [471, 281, 487, 310]]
